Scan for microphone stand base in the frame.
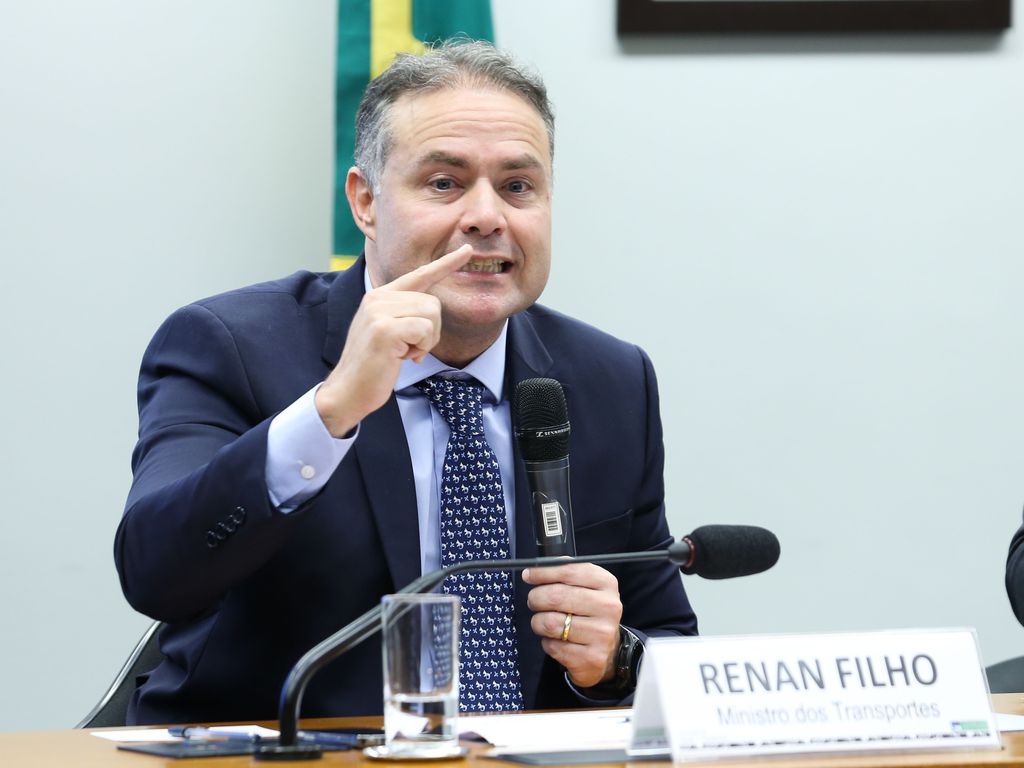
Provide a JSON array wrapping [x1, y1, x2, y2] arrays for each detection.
[[255, 743, 323, 761]]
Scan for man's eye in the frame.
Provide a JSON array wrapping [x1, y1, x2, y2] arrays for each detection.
[[431, 178, 455, 191], [506, 180, 531, 194]]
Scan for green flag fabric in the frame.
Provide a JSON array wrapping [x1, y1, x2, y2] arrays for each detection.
[[332, 0, 494, 271]]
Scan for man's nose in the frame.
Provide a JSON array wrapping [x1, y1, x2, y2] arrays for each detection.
[[460, 181, 506, 237]]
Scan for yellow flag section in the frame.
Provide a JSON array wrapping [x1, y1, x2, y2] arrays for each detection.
[[331, 0, 493, 272], [371, 0, 425, 78]]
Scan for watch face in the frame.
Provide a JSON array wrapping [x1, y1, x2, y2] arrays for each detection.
[[615, 627, 642, 689]]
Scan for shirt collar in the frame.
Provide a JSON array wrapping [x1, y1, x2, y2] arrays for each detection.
[[364, 268, 508, 403], [393, 324, 508, 404]]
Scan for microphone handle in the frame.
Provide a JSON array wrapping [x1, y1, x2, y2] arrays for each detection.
[[272, 544, 689, 748], [525, 457, 576, 556]]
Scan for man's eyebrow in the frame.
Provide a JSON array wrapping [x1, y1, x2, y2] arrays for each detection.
[[501, 154, 543, 172], [417, 151, 468, 169]]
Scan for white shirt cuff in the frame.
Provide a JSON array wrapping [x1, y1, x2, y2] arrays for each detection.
[[266, 384, 358, 513]]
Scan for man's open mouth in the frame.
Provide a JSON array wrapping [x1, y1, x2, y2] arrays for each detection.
[[459, 259, 508, 274]]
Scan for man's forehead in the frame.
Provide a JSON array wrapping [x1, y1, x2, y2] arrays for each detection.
[[388, 86, 550, 153], [392, 83, 543, 119]]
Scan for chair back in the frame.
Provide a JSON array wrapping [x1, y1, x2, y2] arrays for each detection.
[[986, 655, 1024, 694], [76, 621, 164, 728]]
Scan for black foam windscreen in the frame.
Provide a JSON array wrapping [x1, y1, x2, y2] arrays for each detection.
[[685, 525, 780, 579], [514, 378, 570, 462]]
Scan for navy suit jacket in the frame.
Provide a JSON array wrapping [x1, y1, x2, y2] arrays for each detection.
[[115, 258, 697, 725]]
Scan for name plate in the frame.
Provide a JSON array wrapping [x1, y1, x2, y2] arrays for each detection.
[[629, 628, 999, 761]]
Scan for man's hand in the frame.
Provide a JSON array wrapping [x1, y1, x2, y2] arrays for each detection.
[[315, 245, 474, 437], [522, 563, 624, 689]]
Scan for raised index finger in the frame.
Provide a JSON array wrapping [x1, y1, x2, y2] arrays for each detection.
[[381, 244, 474, 293]]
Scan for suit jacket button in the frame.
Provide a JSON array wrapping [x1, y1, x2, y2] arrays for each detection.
[[206, 530, 220, 548]]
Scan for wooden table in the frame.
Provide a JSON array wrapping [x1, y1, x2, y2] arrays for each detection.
[[3, 695, 1024, 768]]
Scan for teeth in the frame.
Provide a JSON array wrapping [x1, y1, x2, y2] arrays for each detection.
[[460, 259, 504, 273]]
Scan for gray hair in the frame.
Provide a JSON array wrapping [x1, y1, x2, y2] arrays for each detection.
[[354, 40, 555, 193]]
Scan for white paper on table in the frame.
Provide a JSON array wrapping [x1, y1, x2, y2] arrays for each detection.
[[996, 713, 1024, 732], [460, 708, 632, 750], [91, 725, 279, 742]]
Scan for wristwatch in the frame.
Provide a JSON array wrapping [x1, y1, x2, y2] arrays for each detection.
[[609, 626, 644, 692]]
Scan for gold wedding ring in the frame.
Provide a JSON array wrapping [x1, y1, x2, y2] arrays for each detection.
[[561, 612, 573, 642]]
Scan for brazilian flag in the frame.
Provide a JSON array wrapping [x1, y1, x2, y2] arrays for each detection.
[[332, 0, 494, 271]]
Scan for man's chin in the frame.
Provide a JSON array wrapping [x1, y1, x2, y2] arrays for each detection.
[[441, 288, 519, 319], [440, 299, 520, 337], [443, 309, 508, 334]]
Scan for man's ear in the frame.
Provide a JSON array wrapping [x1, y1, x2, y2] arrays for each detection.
[[346, 166, 376, 241]]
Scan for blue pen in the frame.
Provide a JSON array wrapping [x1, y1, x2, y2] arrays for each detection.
[[168, 726, 263, 742]]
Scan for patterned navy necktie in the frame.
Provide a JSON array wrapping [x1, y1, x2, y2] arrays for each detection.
[[417, 375, 524, 713]]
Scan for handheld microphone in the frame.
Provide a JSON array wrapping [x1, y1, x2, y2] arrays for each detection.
[[514, 378, 576, 556], [259, 525, 780, 758]]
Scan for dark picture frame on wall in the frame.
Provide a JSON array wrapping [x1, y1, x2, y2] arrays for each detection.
[[617, 0, 1011, 33]]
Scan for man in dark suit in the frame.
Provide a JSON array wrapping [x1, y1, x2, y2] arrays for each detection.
[[116, 41, 696, 725]]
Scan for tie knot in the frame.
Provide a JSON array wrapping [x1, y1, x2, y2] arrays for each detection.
[[417, 376, 486, 436]]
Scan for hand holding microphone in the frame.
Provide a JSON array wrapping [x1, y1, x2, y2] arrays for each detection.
[[514, 378, 783, 690], [522, 561, 624, 688], [515, 378, 624, 687]]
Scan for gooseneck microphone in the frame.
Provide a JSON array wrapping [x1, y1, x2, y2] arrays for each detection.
[[680, 524, 781, 579], [514, 378, 576, 556], [256, 525, 780, 760]]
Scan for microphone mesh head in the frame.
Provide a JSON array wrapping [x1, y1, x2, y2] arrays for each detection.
[[514, 378, 570, 462], [686, 525, 780, 579]]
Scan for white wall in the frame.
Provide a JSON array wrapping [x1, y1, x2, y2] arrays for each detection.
[[1, 0, 1021, 732], [0, 0, 334, 731], [493, 0, 1024, 668]]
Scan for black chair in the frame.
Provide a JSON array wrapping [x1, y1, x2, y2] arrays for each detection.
[[986, 656, 1024, 694], [76, 621, 164, 728]]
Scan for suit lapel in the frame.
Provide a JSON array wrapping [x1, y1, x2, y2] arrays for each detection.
[[507, 310, 554, 567], [322, 257, 365, 368], [325, 259, 422, 592], [506, 310, 559, 708], [354, 400, 422, 592]]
